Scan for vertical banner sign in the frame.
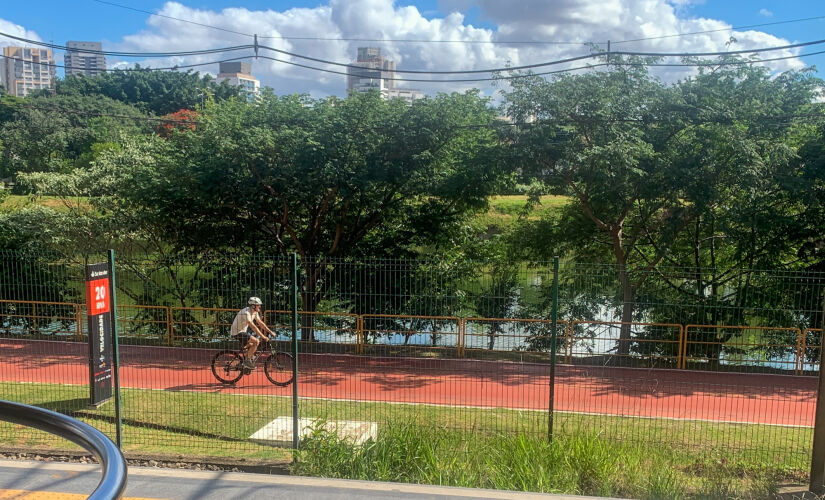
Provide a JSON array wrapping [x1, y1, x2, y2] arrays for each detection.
[[86, 262, 114, 406]]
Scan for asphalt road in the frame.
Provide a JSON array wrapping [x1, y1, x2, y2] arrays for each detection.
[[0, 459, 604, 499]]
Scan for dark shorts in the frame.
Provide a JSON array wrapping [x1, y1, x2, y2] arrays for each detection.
[[233, 330, 261, 347]]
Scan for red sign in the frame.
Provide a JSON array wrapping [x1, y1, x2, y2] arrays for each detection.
[[86, 278, 111, 316]]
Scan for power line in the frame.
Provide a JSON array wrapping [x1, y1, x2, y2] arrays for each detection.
[[89, 0, 593, 45], [2, 102, 198, 124], [0, 31, 254, 58], [2, 43, 821, 86], [256, 38, 825, 75], [89, 0, 825, 50], [612, 14, 825, 45], [258, 36, 588, 45], [257, 49, 825, 83], [5, 29, 822, 77], [0, 54, 254, 73], [90, 0, 254, 39], [259, 13, 825, 45]]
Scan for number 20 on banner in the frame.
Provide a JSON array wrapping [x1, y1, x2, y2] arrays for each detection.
[[86, 278, 111, 316]]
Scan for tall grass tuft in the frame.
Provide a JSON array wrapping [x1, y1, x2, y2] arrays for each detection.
[[293, 423, 788, 499]]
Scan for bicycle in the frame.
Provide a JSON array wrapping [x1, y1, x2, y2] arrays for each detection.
[[211, 339, 294, 386]]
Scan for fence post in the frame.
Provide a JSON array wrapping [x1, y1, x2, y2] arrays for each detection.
[[681, 326, 691, 370], [810, 294, 825, 494], [107, 249, 123, 449], [75, 304, 83, 341], [548, 256, 559, 442], [290, 253, 300, 456], [356, 315, 364, 355]]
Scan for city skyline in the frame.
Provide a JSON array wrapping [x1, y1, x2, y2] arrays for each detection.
[[1, 1, 823, 99]]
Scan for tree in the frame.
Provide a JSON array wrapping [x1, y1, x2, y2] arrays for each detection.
[[638, 63, 825, 365], [88, 90, 508, 339], [0, 93, 149, 180], [0, 208, 85, 311], [502, 59, 688, 356], [54, 69, 241, 115], [155, 109, 199, 138], [503, 58, 825, 362]]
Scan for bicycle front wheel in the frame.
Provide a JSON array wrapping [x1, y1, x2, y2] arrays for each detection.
[[264, 352, 294, 386], [211, 350, 244, 384]]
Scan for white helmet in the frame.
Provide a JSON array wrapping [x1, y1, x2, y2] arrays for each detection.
[[248, 297, 263, 306]]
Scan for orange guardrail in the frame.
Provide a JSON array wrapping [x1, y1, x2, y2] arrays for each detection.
[[265, 310, 361, 346], [683, 324, 802, 372], [2, 298, 821, 373], [462, 317, 568, 358], [116, 304, 172, 345], [0, 299, 82, 339], [169, 306, 238, 343], [570, 321, 684, 368], [361, 314, 462, 350]]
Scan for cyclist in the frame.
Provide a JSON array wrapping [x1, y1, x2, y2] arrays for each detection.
[[230, 297, 275, 369]]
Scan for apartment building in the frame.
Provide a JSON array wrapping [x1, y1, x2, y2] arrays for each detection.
[[1, 46, 56, 97], [346, 47, 423, 104], [216, 61, 260, 98], [64, 41, 106, 77]]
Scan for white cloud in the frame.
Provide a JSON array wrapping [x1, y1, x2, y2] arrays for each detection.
[[2, 0, 811, 99], [0, 18, 43, 48], [759, 8, 773, 18], [436, 0, 805, 81]]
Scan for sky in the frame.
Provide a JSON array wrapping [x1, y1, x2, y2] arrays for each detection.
[[1, 0, 824, 98]]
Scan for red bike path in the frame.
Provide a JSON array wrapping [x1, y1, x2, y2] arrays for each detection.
[[0, 339, 817, 427]]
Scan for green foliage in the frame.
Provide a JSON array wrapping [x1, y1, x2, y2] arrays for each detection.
[[54, 68, 241, 115], [0, 93, 149, 180], [503, 57, 825, 353], [88, 91, 506, 258]]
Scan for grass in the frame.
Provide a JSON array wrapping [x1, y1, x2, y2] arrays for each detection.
[[488, 194, 569, 216], [0, 194, 90, 213], [0, 380, 811, 497], [294, 424, 791, 499], [473, 195, 569, 233]]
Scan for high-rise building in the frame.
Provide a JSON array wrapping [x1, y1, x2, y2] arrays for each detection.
[[1, 46, 56, 97], [216, 61, 260, 98], [347, 47, 396, 93], [346, 47, 424, 104], [64, 41, 106, 77]]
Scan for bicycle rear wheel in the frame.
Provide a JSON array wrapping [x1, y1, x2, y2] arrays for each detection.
[[211, 350, 244, 384], [264, 352, 294, 386]]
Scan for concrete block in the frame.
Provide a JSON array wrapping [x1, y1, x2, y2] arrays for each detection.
[[249, 417, 377, 447]]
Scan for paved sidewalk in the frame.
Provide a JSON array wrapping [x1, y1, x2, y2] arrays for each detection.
[[0, 459, 609, 499]]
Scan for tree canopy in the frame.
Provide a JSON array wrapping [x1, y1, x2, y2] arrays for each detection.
[[52, 68, 241, 115]]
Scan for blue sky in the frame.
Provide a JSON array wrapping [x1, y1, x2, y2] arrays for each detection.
[[1, 0, 823, 97]]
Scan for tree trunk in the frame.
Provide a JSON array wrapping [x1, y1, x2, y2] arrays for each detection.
[[488, 321, 500, 350], [610, 229, 634, 359], [618, 265, 634, 357]]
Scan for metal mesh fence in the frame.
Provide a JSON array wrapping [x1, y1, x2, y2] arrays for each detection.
[[0, 250, 823, 471]]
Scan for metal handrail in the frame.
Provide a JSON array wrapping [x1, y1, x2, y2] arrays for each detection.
[[0, 399, 127, 500]]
